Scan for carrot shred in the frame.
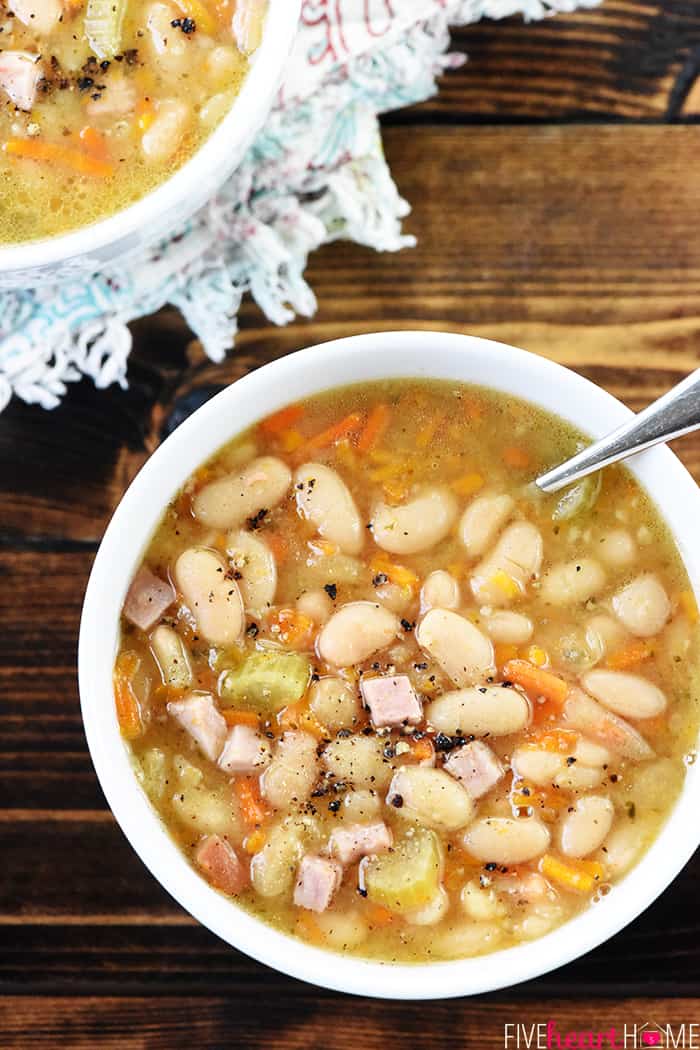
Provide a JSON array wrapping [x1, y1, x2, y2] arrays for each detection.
[[305, 411, 364, 453], [78, 124, 108, 159], [502, 659, 569, 706], [523, 728, 579, 754], [494, 642, 519, 668], [222, 709, 260, 728], [233, 776, 270, 828], [502, 446, 531, 469], [366, 903, 394, 927], [405, 737, 435, 764], [278, 701, 327, 740], [357, 402, 391, 452], [243, 828, 267, 855], [4, 137, 114, 177], [296, 911, 326, 945], [540, 854, 604, 894], [370, 553, 419, 592], [605, 638, 653, 671], [113, 653, 143, 740], [259, 403, 304, 436], [268, 608, 316, 649], [279, 429, 304, 453]]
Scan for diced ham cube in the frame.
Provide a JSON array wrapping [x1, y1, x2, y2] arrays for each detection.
[[123, 566, 176, 631], [218, 724, 272, 775], [0, 51, 43, 111], [10, 0, 61, 35], [328, 821, 393, 866], [361, 674, 422, 728], [443, 740, 504, 799], [195, 834, 248, 895], [293, 854, 342, 913], [168, 693, 227, 762]]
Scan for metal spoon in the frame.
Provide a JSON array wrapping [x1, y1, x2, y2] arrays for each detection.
[[535, 369, 700, 494]]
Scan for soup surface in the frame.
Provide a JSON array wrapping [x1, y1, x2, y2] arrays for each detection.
[[115, 380, 700, 963], [0, 0, 265, 242]]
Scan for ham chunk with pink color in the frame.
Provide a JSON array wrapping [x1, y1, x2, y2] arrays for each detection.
[[328, 821, 393, 866], [361, 674, 422, 728], [123, 566, 176, 631], [167, 693, 227, 762], [218, 724, 272, 775], [195, 834, 248, 895], [443, 740, 504, 799], [0, 51, 43, 111], [293, 854, 343, 913]]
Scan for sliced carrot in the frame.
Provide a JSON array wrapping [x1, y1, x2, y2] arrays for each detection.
[[450, 472, 484, 497], [233, 776, 270, 828], [406, 737, 435, 764], [366, 903, 394, 927], [502, 446, 531, 469], [222, 708, 260, 728], [4, 137, 114, 177], [78, 125, 108, 159], [357, 402, 391, 453], [305, 412, 364, 453], [605, 638, 653, 671], [370, 553, 419, 592], [679, 589, 699, 624], [265, 532, 288, 565], [268, 607, 316, 649], [540, 854, 604, 894], [278, 700, 327, 740], [523, 728, 579, 754], [259, 403, 304, 436], [113, 653, 143, 740], [502, 659, 569, 706]]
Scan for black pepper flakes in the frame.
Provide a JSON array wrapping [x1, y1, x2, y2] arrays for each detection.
[[324, 583, 337, 600], [400, 618, 415, 632], [372, 573, 388, 587], [390, 794, 404, 808], [328, 798, 341, 813]]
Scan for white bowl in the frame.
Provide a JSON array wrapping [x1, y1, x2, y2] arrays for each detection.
[[0, 0, 300, 288], [78, 331, 700, 999]]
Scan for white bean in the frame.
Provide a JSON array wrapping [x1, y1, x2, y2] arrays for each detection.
[[574, 737, 612, 766], [420, 570, 460, 612], [371, 486, 457, 555], [146, 2, 187, 62], [599, 528, 636, 567], [585, 614, 629, 659], [563, 688, 654, 761], [171, 785, 239, 837], [150, 624, 192, 689], [554, 764, 605, 792], [308, 676, 361, 731], [540, 558, 607, 606], [174, 547, 244, 646], [484, 610, 533, 645], [581, 669, 667, 720], [387, 766, 475, 832], [318, 602, 399, 668], [511, 747, 565, 786], [416, 608, 494, 686], [406, 887, 450, 926], [463, 817, 550, 864], [598, 822, 649, 878], [471, 522, 543, 605], [141, 99, 191, 163], [374, 582, 413, 615], [193, 456, 292, 529], [296, 588, 333, 625], [314, 909, 369, 949], [426, 685, 530, 738], [321, 734, 394, 790], [339, 789, 382, 824], [251, 814, 319, 897], [295, 462, 363, 555], [430, 921, 504, 960], [460, 880, 506, 921], [261, 732, 318, 810], [227, 529, 276, 618], [558, 796, 614, 858], [612, 573, 671, 637], [459, 493, 515, 558]]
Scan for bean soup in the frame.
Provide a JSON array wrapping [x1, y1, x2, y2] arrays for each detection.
[[0, 0, 266, 242], [115, 380, 700, 962]]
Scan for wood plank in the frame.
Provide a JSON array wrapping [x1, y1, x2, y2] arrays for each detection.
[[409, 1, 700, 122], [2, 126, 700, 543], [1, 996, 699, 1048]]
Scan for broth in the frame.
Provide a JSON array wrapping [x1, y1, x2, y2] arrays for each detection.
[[115, 379, 700, 963]]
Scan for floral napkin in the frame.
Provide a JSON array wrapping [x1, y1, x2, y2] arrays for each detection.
[[0, 0, 596, 413]]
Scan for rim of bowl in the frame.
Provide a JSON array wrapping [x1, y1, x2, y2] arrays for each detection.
[[0, 0, 300, 272], [78, 331, 700, 999]]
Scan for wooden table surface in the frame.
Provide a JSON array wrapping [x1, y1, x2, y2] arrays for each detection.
[[2, 2, 700, 1045]]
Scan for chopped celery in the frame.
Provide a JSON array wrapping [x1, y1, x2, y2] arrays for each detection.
[[174, 754, 203, 788], [85, 0, 126, 59], [219, 649, 311, 712], [361, 829, 443, 914], [139, 748, 168, 800], [552, 473, 601, 522]]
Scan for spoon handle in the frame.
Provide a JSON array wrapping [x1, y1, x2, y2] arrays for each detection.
[[536, 368, 700, 494]]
